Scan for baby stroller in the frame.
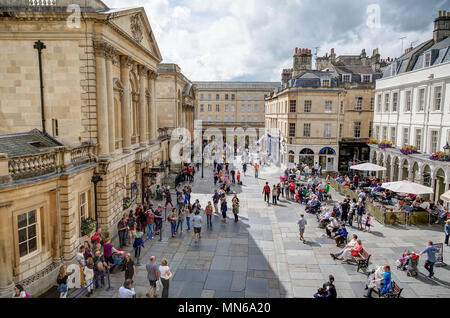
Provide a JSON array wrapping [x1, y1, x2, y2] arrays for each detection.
[[406, 253, 419, 277]]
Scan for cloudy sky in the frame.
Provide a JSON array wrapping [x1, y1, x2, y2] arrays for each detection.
[[103, 0, 450, 82]]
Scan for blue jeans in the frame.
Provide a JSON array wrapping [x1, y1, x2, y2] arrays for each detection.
[[146, 223, 155, 238], [176, 219, 184, 233], [186, 217, 191, 230], [170, 222, 177, 236], [255, 171, 258, 178], [118, 230, 127, 247]]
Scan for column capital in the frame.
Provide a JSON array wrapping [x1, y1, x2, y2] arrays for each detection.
[[138, 65, 149, 77], [105, 44, 117, 60], [148, 70, 158, 80], [93, 40, 108, 58], [121, 55, 134, 69]]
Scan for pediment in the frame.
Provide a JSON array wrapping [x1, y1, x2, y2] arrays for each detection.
[[108, 8, 162, 62]]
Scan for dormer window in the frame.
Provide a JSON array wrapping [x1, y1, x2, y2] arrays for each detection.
[[424, 52, 431, 68], [322, 79, 330, 87], [343, 74, 351, 83], [362, 74, 372, 83]]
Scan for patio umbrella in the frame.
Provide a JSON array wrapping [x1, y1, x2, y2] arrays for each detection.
[[440, 190, 450, 202], [350, 162, 387, 172], [381, 181, 434, 195]]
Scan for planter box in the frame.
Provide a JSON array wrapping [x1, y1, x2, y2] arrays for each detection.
[[384, 212, 406, 225], [408, 212, 429, 225]]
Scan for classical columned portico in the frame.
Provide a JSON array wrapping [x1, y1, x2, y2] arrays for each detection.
[[120, 56, 133, 152], [93, 41, 110, 157], [138, 66, 148, 147]]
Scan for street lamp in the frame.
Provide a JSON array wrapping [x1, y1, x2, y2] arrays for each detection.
[[201, 140, 206, 179], [91, 174, 103, 230]]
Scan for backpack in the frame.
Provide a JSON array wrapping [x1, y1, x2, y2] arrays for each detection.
[[264, 185, 270, 193]]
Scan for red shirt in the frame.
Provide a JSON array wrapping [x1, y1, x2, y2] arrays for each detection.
[[264, 185, 270, 193]]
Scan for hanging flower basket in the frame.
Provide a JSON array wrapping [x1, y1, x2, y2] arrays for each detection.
[[368, 138, 379, 145], [378, 140, 393, 149], [400, 145, 419, 156]]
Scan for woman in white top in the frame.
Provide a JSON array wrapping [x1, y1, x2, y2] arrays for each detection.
[[159, 258, 172, 298]]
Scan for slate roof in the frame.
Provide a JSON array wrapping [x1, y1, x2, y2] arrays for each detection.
[[0, 129, 63, 158]]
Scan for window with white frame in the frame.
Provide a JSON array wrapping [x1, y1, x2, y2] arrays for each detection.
[[355, 97, 363, 111], [225, 94, 229, 101], [241, 104, 245, 112], [405, 91, 412, 112], [18, 210, 38, 258], [434, 86, 442, 111], [390, 127, 396, 144], [240, 94, 245, 101], [231, 94, 235, 100], [248, 94, 252, 101], [431, 130, 439, 153], [207, 115, 212, 121], [415, 129, 422, 151], [248, 105, 252, 112], [343, 74, 351, 83], [322, 79, 330, 87], [375, 126, 380, 140], [216, 94, 220, 101], [392, 92, 398, 112], [354, 122, 361, 138], [384, 93, 390, 112], [325, 100, 333, 113], [254, 105, 258, 112], [418, 88, 425, 111], [217, 104, 221, 112], [362, 74, 371, 83], [231, 116, 235, 122], [304, 100, 312, 113], [290, 100, 297, 113], [200, 104, 204, 112], [208, 94, 212, 101], [324, 123, 332, 138], [80, 191, 89, 222], [224, 105, 228, 112], [382, 126, 387, 140], [207, 104, 212, 112], [224, 116, 228, 122], [216, 115, 220, 122], [241, 115, 245, 122], [424, 52, 431, 67], [402, 127, 409, 147]]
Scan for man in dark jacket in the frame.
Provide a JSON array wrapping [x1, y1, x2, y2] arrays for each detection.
[[322, 275, 337, 298]]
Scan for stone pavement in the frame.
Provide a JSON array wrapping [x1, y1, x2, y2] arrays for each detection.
[[79, 164, 450, 298]]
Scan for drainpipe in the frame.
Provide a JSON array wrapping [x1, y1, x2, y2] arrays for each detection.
[[34, 40, 46, 134], [91, 175, 103, 230]]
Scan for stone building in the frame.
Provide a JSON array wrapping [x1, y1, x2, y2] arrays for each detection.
[[0, 0, 167, 297], [266, 47, 384, 171], [194, 81, 279, 147], [156, 63, 196, 166], [370, 10, 450, 203]]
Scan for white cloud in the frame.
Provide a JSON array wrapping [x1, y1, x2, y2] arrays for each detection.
[[103, 0, 444, 81]]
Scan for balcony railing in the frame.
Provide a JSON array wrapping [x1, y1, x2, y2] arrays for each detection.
[[0, 144, 95, 183]]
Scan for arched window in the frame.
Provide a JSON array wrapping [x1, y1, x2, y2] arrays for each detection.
[[319, 147, 336, 155], [300, 148, 314, 155]]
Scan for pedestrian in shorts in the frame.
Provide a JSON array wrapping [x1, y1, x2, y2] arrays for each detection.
[[192, 211, 203, 243], [297, 214, 307, 243], [146, 256, 160, 298]]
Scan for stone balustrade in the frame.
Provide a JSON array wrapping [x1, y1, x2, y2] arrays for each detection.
[[0, 145, 94, 184], [28, 0, 56, 6]]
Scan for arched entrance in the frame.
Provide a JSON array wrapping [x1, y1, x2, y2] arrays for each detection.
[[299, 148, 314, 167], [288, 151, 295, 164], [319, 147, 336, 172]]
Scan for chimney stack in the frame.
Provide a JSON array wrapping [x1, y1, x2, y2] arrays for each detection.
[[434, 9, 450, 43]]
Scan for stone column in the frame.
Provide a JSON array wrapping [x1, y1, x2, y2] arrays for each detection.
[[408, 165, 414, 182], [105, 47, 116, 153], [94, 41, 110, 157], [0, 202, 14, 298], [149, 71, 158, 142], [390, 163, 395, 181], [418, 166, 424, 184], [138, 66, 148, 147], [120, 56, 133, 152]]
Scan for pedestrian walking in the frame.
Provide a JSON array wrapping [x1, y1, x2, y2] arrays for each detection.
[[213, 190, 220, 214], [205, 201, 214, 228], [220, 197, 228, 223], [133, 226, 144, 265], [254, 163, 259, 178], [193, 210, 204, 243], [419, 241, 439, 278], [117, 217, 128, 248], [57, 265, 74, 298], [356, 201, 365, 230], [243, 163, 247, 176], [186, 204, 193, 232], [176, 206, 185, 235], [146, 256, 161, 298], [297, 214, 307, 243], [272, 185, 278, 205], [159, 258, 172, 298], [232, 194, 240, 223], [123, 253, 136, 283], [445, 220, 450, 246], [263, 182, 270, 204], [168, 208, 177, 238], [84, 258, 94, 297]]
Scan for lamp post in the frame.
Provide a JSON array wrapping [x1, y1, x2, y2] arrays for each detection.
[[91, 175, 103, 230], [201, 140, 205, 179]]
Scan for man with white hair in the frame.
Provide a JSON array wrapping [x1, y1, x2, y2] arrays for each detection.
[[146, 256, 160, 298]]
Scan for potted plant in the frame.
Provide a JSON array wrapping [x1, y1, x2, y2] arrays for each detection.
[[80, 217, 96, 237], [378, 140, 393, 149], [400, 145, 419, 156], [368, 138, 379, 145], [123, 197, 134, 210]]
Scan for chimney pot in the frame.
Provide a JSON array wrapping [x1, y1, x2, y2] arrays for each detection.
[[439, 10, 442, 17], [443, 10, 447, 16]]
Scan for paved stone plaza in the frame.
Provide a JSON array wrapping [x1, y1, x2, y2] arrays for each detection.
[[80, 165, 450, 299]]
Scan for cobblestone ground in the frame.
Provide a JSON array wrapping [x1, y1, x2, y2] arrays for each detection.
[[78, 164, 450, 298]]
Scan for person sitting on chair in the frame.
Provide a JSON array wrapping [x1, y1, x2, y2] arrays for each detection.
[[364, 265, 391, 298], [333, 224, 348, 247], [326, 217, 339, 238]]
